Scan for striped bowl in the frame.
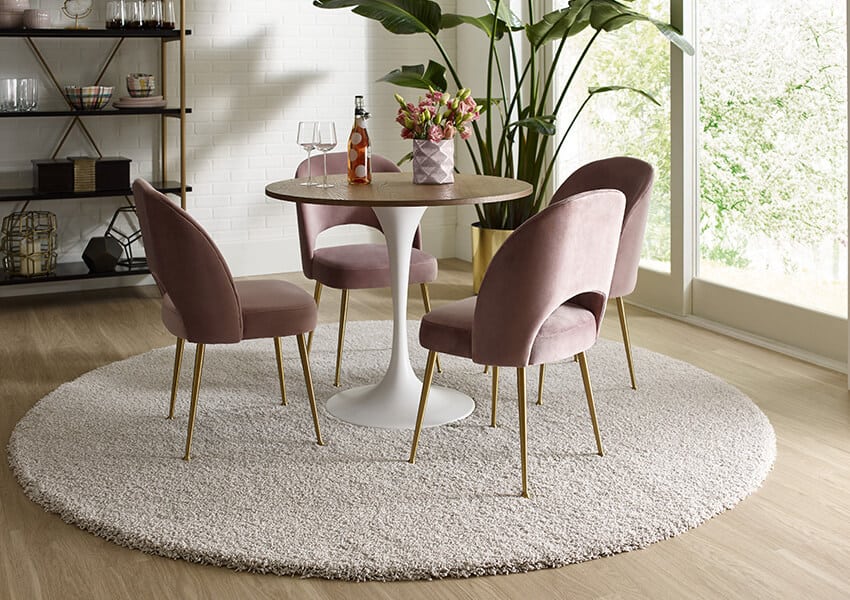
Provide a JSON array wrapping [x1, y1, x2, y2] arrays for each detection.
[[64, 86, 114, 111]]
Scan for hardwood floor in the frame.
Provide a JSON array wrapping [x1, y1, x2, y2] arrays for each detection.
[[1, 258, 849, 599]]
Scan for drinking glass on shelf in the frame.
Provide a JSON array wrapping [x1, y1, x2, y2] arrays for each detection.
[[105, 1, 126, 29], [126, 0, 143, 28], [314, 121, 337, 188], [0, 79, 17, 112], [297, 121, 318, 186], [143, 0, 163, 28], [17, 78, 37, 112], [162, 0, 176, 29]]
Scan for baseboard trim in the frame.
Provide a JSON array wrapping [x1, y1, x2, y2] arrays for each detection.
[[626, 299, 846, 374]]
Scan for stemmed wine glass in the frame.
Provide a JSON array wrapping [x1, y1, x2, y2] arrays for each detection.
[[314, 121, 337, 188], [297, 121, 318, 186]]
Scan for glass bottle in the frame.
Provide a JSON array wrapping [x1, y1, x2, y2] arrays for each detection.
[[347, 95, 371, 184]]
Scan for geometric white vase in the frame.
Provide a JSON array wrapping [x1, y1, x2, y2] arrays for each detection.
[[412, 139, 454, 184]]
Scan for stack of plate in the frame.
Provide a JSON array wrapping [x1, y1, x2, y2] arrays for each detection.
[[113, 95, 167, 109]]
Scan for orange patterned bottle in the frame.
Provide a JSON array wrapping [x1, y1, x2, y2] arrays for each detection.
[[347, 95, 371, 184]]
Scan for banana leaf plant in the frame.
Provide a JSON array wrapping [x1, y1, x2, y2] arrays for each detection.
[[314, 0, 694, 230]]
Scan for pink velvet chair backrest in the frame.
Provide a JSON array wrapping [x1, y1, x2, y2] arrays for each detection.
[[133, 178, 243, 344], [552, 156, 654, 297], [472, 189, 626, 367], [294, 152, 423, 279]]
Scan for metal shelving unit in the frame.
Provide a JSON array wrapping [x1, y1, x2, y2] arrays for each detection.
[[0, 5, 190, 285]]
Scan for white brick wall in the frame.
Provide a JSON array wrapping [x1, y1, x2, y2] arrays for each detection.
[[0, 0, 460, 294]]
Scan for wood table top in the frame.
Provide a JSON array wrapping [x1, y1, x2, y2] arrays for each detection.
[[265, 173, 533, 207]]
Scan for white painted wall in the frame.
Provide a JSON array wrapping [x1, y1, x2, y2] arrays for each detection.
[[0, 0, 459, 294]]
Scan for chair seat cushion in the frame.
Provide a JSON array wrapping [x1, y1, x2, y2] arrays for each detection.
[[236, 280, 318, 340], [419, 297, 598, 366], [418, 297, 477, 359], [527, 303, 597, 366], [161, 280, 317, 343], [311, 243, 438, 290]]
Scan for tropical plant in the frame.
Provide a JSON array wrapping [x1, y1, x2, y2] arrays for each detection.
[[314, 0, 693, 229]]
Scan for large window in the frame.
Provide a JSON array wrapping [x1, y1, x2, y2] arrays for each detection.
[[547, 0, 848, 363], [697, 0, 848, 316], [554, 0, 672, 271]]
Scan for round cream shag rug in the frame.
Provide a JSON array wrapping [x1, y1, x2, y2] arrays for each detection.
[[8, 320, 775, 581]]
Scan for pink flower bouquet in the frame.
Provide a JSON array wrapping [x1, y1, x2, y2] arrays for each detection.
[[394, 88, 480, 142]]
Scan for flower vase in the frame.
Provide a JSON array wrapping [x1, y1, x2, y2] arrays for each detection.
[[412, 139, 454, 184]]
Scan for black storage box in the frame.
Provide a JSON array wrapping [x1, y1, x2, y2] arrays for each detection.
[[95, 156, 131, 192], [32, 159, 74, 193]]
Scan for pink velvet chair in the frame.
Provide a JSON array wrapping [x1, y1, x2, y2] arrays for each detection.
[[490, 157, 655, 409], [408, 189, 626, 498], [133, 178, 324, 461], [547, 156, 655, 391], [295, 152, 440, 386]]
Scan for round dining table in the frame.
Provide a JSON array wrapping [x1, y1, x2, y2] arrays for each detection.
[[265, 172, 533, 429]]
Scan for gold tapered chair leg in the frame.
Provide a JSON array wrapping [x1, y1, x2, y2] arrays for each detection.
[[577, 351, 604, 456], [484, 365, 489, 374], [419, 283, 442, 373], [409, 350, 437, 464], [274, 337, 287, 406], [334, 289, 349, 387], [183, 343, 205, 462], [517, 367, 529, 498], [306, 282, 323, 355], [616, 296, 637, 390], [537, 363, 545, 405], [168, 337, 185, 419], [490, 365, 499, 427], [297, 333, 324, 446]]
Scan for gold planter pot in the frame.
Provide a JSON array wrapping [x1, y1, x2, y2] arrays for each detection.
[[471, 222, 514, 294]]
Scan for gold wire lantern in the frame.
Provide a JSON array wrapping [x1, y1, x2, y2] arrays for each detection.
[[1, 211, 58, 277]]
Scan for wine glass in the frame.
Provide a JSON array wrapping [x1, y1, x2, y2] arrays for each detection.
[[297, 121, 318, 186], [314, 121, 337, 188]]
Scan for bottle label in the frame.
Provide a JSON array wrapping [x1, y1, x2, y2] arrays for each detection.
[[348, 115, 371, 184]]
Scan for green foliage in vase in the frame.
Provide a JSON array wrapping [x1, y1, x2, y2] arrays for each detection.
[[314, 0, 693, 230]]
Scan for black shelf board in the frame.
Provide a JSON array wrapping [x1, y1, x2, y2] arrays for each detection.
[[0, 181, 191, 203], [0, 261, 150, 285], [0, 107, 192, 117], [0, 28, 190, 39]]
